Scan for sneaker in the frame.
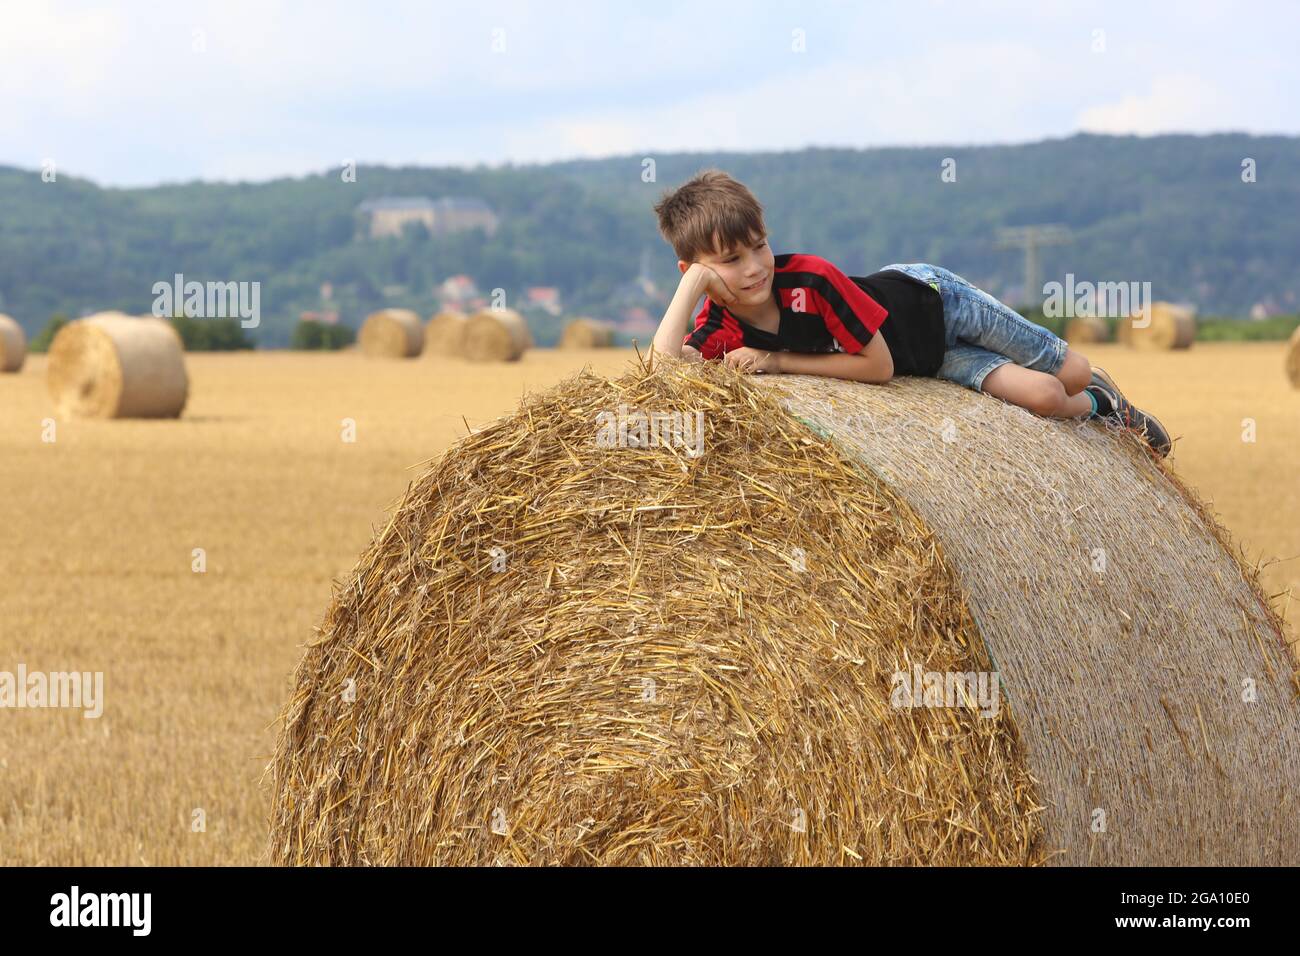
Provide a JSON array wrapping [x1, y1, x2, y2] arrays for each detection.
[[1087, 366, 1172, 458]]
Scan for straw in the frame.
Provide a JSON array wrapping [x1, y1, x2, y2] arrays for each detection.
[[267, 355, 1299, 866]]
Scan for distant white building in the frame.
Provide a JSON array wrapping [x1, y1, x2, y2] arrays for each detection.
[[358, 196, 499, 239]]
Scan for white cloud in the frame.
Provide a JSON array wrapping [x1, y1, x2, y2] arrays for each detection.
[[1078, 74, 1236, 135], [0, 0, 1296, 185], [497, 42, 1063, 166]]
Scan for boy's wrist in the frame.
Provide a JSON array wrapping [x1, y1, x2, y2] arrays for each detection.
[[684, 263, 711, 297]]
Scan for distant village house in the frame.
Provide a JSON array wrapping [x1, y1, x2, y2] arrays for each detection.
[[523, 286, 562, 316]]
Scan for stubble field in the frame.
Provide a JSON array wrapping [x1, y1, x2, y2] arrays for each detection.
[[0, 342, 1296, 865]]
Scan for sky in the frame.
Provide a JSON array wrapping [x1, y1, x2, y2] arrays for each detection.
[[0, 0, 1296, 187]]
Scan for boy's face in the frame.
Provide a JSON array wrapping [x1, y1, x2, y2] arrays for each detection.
[[681, 231, 775, 308]]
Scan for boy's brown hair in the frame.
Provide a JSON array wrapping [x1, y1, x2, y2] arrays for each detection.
[[653, 168, 767, 265]]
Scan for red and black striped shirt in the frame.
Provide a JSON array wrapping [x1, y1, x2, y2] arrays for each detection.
[[683, 253, 946, 376]]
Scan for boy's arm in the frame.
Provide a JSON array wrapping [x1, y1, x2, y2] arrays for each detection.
[[771, 334, 893, 383], [651, 265, 712, 359]]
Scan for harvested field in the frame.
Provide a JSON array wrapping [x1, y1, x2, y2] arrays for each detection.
[[0, 342, 1295, 865]]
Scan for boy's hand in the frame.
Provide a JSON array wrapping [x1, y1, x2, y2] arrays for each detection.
[[688, 262, 741, 310], [655, 263, 732, 360], [723, 346, 780, 374]]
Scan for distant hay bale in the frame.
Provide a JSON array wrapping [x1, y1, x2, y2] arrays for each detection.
[[269, 359, 1300, 866], [1064, 315, 1107, 345], [46, 312, 188, 419], [463, 308, 531, 362], [0, 314, 26, 373], [1120, 301, 1197, 350], [425, 310, 469, 357], [360, 309, 424, 358], [559, 317, 615, 349], [1286, 325, 1300, 388]]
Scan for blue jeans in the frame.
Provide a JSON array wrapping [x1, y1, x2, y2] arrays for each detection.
[[880, 262, 1068, 390]]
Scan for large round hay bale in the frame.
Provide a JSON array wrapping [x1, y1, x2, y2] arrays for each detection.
[[1064, 315, 1107, 345], [463, 308, 530, 362], [269, 361, 1299, 866], [425, 310, 469, 357], [46, 312, 188, 419], [1121, 301, 1196, 350], [360, 309, 424, 358], [0, 314, 26, 373], [559, 317, 615, 349], [1285, 324, 1300, 389]]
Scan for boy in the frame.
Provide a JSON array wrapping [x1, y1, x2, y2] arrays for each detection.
[[650, 169, 1171, 457]]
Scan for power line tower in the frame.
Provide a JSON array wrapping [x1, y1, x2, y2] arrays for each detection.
[[997, 224, 1072, 308]]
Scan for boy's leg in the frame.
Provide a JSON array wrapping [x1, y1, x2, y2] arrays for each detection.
[[895, 263, 1171, 452], [924, 265, 1093, 394], [888, 262, 1087, 414], [935, 344, 1092, 418], [1054, 348, 1092, 395], [979, 362, 1093, 418]]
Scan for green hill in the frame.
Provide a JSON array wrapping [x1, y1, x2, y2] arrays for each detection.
[[1, 132, 1296, 346]]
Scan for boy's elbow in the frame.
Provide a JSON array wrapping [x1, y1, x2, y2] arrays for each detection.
[[857, 351, 892, 383], [858, 335, 892, 383]]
